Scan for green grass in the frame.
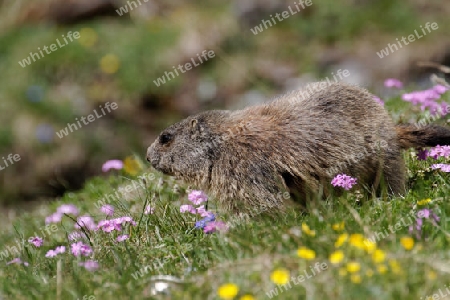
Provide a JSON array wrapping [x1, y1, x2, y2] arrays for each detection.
[[1, 96, 450, 299]]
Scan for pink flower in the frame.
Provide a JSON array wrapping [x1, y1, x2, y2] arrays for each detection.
[[144, 205, 155, 215], [45, 246, 66, 258], [75, 215, 96, 231], [433, 85, 449, 94], [6, 258, 29, 266], [45, 250, 58, 258], [7, 258, 24, 265], [373, 96, 384, 106], [100, 204, 114, 216], [384, 78, 403, 88], [188, 190, 208, 205], [79, 260, 99, 272], [102, 160, 124, 172], [402, 86, 449, 116], [117, 234, 129, 242], [97, 220, 121, 232], [28, 236, 43, 247], [57, 204, 79, 216], [115, 216, 136, 226], [68, 231, 82, 241], [71, 242, 92, 257], [331, 174, 358, 190], [55, 246, 66, 254], [431, 163, 450, 172], [196, 205, 214, 217], [45, 212, 62, 224], [180, 204, 197, 214], [428, 145, 450, 159], [204, 221, 228, 234]]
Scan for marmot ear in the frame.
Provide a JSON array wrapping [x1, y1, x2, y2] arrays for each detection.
[[190, 119, 198, 129]]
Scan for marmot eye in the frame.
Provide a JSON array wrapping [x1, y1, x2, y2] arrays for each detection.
[[159, 133, 173, 145]]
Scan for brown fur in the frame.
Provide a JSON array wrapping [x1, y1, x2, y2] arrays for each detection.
[[146, 82, 450, 212]]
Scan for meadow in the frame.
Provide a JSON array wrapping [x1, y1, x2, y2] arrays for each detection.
[[0, 82, 449, 300]]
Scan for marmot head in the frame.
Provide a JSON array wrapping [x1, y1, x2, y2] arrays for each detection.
[[146, 110, 229, 185]]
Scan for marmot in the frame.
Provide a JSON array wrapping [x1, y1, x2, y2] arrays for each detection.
[[146, 82, 450, 212]]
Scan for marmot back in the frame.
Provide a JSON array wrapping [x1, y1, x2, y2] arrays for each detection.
[[147, 82, 450, 212]]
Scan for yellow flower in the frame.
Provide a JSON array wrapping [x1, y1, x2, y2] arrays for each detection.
[[338, 268, 347, 276], [100, 54, 120, 74], [329, 250, 344, 265], [363, 239, 376, 253], [417, 198, 431, 206], [297, 247, 316, 260], [427, 270, 437, 280], [350, 274, 362, 284], [123, 156, 141, 175], [335, 234, 348, 248], [371, 249, 385, 264], [332, 221, 345, 231], [365, 269, 374, 277], [240, 296, 255, 300], [349, 234, 365, 250], [389, 260, 402, 274], [346, 262, 360, 273], [218, 283, 239, 300], [270, 268, 290, 285], [78, 28, 98, 48], [377, 265, 387, 274], [400, 237, 414, 251], [302, 223, 316, 237]]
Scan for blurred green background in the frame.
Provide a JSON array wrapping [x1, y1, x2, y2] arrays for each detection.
[[0, 0, 449, 205]]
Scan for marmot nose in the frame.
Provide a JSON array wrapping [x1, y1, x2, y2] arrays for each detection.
[[146, 146, 158, 167]]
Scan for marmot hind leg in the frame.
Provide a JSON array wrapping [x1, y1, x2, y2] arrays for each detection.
[[378, 148, 406, 196]]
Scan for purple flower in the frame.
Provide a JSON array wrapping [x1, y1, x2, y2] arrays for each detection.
[[204, 221, 228, 234], [100, 204, 114, 216], [180, 204, 197, 214], [384, 78, 403, 88], [28, 236, 43, 247], [45, 212, 62, 224], [75, 215, 96, 231], [410, 208, 440, 238], [79, 260, 99, 271], [144, 205, 155, 215], [373, 96, 384, 106], [187, 190, 208, 205], [71, 242, 93, 257], [195, 213, 216, 230], [36, 123, 54, 144], [195, 219, 207, 229], [117, 234, 129, 242], [331, 174, 358, 190], [102, 160, 124, 172], [57, 204, 79, 216], [417, 149, 428, 160]]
